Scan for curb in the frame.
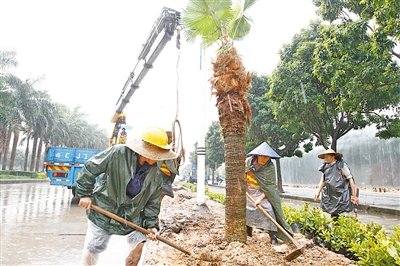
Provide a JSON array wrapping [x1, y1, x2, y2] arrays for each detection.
[[280, 193, 400, 216], [0, 179, 49, 184]]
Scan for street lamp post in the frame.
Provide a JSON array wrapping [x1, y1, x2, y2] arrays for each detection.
[[197, 44, 206, 204]]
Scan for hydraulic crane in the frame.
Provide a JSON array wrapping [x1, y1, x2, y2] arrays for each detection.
[[109, 7, 181, 146]]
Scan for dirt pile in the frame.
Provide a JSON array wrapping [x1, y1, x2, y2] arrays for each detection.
[[144, 186, 356, 265]]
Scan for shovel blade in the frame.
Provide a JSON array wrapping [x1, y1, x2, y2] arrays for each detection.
[[284, 248, 303, 261]]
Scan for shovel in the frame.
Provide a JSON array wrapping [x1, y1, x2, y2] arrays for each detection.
[[246, 192, 304, 261], [90, 204, 192, 256]]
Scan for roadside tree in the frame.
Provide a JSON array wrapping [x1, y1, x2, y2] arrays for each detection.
[[205, 121, 225, 184], [247, 75, 312, 192], [269, 22, 400, 151], [183, 0, 256, 242]]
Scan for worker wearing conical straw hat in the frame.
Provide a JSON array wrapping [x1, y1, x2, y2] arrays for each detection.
[[246, 142, 294, 245]]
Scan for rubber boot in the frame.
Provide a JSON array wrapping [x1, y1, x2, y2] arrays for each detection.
[[125, 242, 145, 266], [331, 213, 339, 222], [82, 250, 99, 266], [268, 231, 278, 245], [246, 226, 253, 237]]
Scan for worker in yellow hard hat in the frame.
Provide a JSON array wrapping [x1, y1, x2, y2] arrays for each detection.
[[76, 126, 177, 266], [158, 131, 184, 200], [117, 125, 127, 144]]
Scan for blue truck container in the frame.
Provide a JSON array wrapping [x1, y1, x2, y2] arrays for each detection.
[[44, 147, 102, 192]]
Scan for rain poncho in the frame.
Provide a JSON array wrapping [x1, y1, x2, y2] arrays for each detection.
[[246, 171, 277, 231], [76, 145, 163, 235], [246, 158, 294, 242], [319, 160, 354, 215]]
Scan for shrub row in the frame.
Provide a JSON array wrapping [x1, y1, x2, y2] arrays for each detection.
[[283, 203, 400, 265], [180, 182, 226, 205], [179, 183, 400, 265], [0, 170, 47, 179]]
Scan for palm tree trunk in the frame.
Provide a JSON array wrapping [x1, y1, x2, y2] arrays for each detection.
[[9, 129, 20, 170], [331, 138, 338, 151], [24, 137, 30, 171], [223, 133, 247, 243], [35, 138, 43, 172], [30, 136, 38, 171], [275, 158, 284, 193], [0, 123, 7, 164], [1, 127, 12, 170]]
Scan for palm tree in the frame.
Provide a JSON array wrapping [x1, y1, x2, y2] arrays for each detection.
[[33, 91, 56, 172], [0, 75, 24, 170], [44, 103, 70, 148], [0, 85, 13, 167], [0, 50, 18, 168], [183, 0, 256, 242], [6, 76, 25, 170], [13, 80, 38, 171]]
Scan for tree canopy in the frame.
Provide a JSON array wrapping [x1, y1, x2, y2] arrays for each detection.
[[1, 50, 108, 171], [246, 75, 312, 157], [313, 0, 400, 59], [268, 21, 400, 150]]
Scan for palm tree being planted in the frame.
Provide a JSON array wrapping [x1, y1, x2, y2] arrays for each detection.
[[183, 0, 256, 242]]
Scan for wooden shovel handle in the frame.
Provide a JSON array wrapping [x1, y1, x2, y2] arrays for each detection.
[[246, 192, 301, 248], [90, 204, 192, 256]]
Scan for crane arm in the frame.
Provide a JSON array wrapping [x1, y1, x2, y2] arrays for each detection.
[[110, 7, 180, 146]]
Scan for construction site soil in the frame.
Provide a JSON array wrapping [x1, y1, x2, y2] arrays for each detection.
[[143, 186, 356, 265]]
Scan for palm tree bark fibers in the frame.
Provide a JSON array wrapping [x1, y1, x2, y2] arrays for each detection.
[[211, 45, 252, 243]]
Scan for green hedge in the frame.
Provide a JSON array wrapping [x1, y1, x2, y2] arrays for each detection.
[[180, 182, 226, 205], [0, 170, 47, 179], [283, 204, 400, 265]]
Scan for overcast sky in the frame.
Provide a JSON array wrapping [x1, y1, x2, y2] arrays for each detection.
[[0, 0, 317, 153]]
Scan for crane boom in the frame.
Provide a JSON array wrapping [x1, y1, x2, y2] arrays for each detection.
[[110, 7, 180, 146]]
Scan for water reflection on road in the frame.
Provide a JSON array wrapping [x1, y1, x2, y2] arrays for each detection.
[[1, 183, 143, 266], [1, 183, 86, 265]]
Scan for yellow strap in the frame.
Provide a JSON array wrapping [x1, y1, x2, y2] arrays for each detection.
[[246, 172, 260, 189], [160, 163, 171, 176]]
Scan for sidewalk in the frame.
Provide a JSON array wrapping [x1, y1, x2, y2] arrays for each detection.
[[207, 183, 399, 216], [281, 186, 400, 216]]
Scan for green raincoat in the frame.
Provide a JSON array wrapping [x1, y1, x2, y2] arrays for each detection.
[[246, 158, 294, 242], [76, 145, 162, 235]]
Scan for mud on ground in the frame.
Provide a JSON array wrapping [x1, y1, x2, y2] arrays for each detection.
[[144, 186, 356, 266]]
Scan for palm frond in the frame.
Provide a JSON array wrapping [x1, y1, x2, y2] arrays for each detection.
[[243, 0, 257, 12], [182, 0, 234, 47], [229, 14, 251, 41], [228, 0, 255, 41]]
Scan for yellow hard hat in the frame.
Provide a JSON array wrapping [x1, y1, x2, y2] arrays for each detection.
[[141, 127, 171, 150]]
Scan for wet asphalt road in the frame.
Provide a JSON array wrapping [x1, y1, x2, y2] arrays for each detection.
[[1, 182, 140, 266], [1, 183, 86, 265]]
